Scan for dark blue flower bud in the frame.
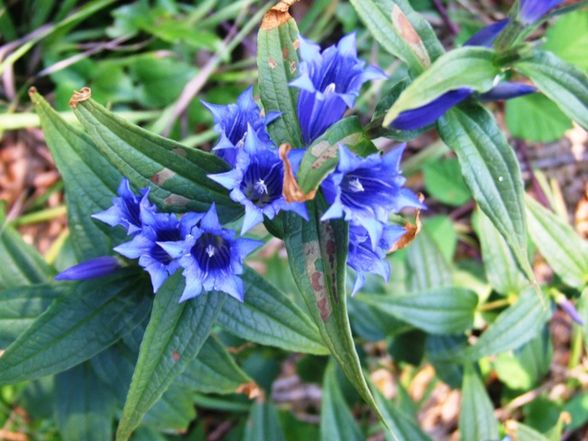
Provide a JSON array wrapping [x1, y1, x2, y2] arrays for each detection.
[[55, 256, 121, 281]]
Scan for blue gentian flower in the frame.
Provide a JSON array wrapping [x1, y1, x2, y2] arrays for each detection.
[[464, 19, 509, 47], [55, 256, 121, 281], [479, 82, 536, 101], [158, 204, 261, 302], [202, 86, 279, 166], [114, 208, 199, 292], [347, 223, 405, 295], [321, 145, 423, 247], [92, 178, 153, 235], [208, 125, 308, 233], [519, 0, 564, 24], [290, 33, 386, 145]]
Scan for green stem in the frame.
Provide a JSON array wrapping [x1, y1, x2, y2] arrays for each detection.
[[10, 206, 67, 226]]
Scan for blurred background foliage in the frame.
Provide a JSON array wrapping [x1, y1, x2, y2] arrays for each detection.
[[0, 0, 587, 440]]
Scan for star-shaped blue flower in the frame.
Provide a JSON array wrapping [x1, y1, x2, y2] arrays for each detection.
[[158, 204, 261, 302], [290, 33, 386, 145], [92, 178, 154, 235], [347, 223, 405, 295], [203, 86, 279, 166], [321, 145, 423, 247], [208, 125, 308, 233]]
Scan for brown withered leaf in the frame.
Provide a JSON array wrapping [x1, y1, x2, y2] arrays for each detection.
[[388, 193, 424, 253], [279, 143, 317, 203]]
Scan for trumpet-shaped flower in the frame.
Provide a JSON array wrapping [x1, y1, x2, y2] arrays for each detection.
[[519, 0, 564, 24], [158, 204, 261, 302], [290, 33, 386, 145], [92, 178, 153, 235], [208, 126, 307, 233], [203, 86, 279, 166], [321, 145, 423, 247], [55, 256, 121, 281]]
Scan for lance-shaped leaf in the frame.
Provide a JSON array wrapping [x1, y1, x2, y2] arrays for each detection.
[[465, 290, 551, 361], [0, 284, 64, 347], [284, 201, 384, 420], [515, 51, 588, 129], [383, 47, 499, 125], [321, 361, 363, 441], [406, 228, 452, 291], [257, 3, 303, 147], [243, 402, 286, 441], [142, 387, 196, 432], [295, 117, 376, 196], [71, 96, 241, 221], [526, 196, 588, 289], [0, 206, 54, 289], [460, 363, 499, 441], [176, 335, 253, 395], [359, 288, 478, 335], [116, 274, 224, 441], [218, 269, 328, 355], [0, 272, 150, 384], [30, 89, 124, 260], [438, 103, 532, 279]]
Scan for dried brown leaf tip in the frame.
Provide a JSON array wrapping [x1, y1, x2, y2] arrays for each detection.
[[391, 5, 430, 68], [261, 0, 300, 30], [237, 382, 263, 400], [279, 143, 317, 203], [388, 193, 424, 253], [28, 86, 38, 97], [69, 87, 92, 108]]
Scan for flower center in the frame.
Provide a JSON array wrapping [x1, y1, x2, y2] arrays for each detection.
[[323, 82, 336, 95], [151, 228, 181, 265], [241, 160, 283, 208], [192, 233, 231, 273], [348, 178, 364, 193]]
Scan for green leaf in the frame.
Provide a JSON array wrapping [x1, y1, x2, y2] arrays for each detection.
[[176, 335, 253, 395], [243, 402, 286, 441], [508, 422, 552, 441], [0, 207, 54, 289], [321, 362, 363, 441], [284, 201, 384, 420], [142, 386, 196, 432], [218, 269, 328, 355], [515, 50, 588, 129], [423, 158, 472, 206], [459, 363, 499, 441], [30, 89, 125, 260], [0, 284, 63, 347], [438, 103, 531, 279], [55, 362, 116, 441], [359, 287, 478, 335], [72, 98, 241, 221], [505, 94, 572, 143], [526, 196, 588, 288], [543, 10, 588, 72], [465, 290, 550, 361], [474, 209, 529, 296], [256, 7, 303, 147], [563, 390, 588, 431], [383, 47, 499, 125], [0, 272, 150, 384], [116, 274, 224, 441], [406, 228, 452, 291], [296, 117, 376, 195]]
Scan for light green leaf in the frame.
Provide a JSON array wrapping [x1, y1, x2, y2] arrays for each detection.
[[243, 402, 286, 441], [72, 98, 241, 221], [359, 287, 478, 335], [384, 47, 499, 125], [256, 7, 303, 147], [543, 10, 588, 71], [508, 422, 552, 441], [321, 362, 363, 441], [438, 103, 531, 279], [515, 50, 588, 129], [218, 269, 328, 355], [423, 158, 472, 206], [406, 228, 452, 291], [0, 272, 150, 384], [526, 196, 588, 288], [116, 274, 224, 441], [459, 363, 499, 441]]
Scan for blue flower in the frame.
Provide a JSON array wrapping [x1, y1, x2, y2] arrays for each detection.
[[92, 178, 153, 235], [519, 0, 564, 24], [464, 19, 509, 47], [321, 145, 423, 247], [208, 125, 308, 233], [479, 82, 536, 101], [203, 86, 279, 166], [114, 207, 199, 292], [158, 204, 261, 302], [290, 33, 386, 145], [55, 256, 121, 281], [347, 223, 405, 295]]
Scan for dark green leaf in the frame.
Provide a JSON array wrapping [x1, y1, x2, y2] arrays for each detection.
[[142, 386, 196, 432], [0, 272, 150, 384], [116, 274, 224, 441], [406, 228, 452, 291], [515, 50, 588, 129], [459, 363, 499, 441], [218, 269, 328, 355], [423, 158, 472, 206], [243, 402, 285, 441], [359, 287, 478, 335]]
